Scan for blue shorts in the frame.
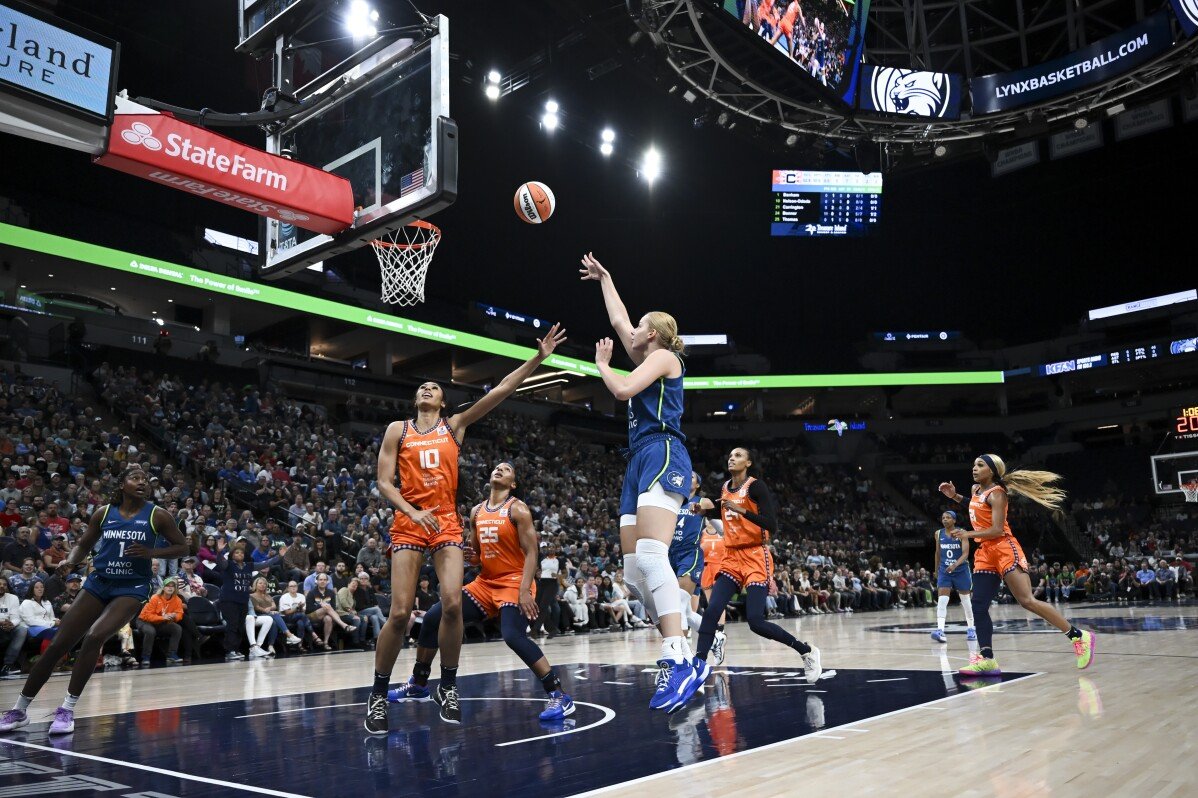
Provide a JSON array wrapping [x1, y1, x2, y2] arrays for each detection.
[[82, 573, 153, 605], [936, 568, 973, 592], [618, 435, 693, 517], [669, 543, 704, 589]]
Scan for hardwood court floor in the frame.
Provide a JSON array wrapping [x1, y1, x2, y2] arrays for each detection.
[[0, 600, 1192, 798]]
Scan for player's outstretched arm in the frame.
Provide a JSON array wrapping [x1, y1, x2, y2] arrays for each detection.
[[450, 323, 567, 434], [579, 253, 640, 363]]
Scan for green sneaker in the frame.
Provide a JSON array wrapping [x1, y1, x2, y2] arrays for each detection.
[[958, 657, 1002, 678], [1073, 630, 1095, 669]]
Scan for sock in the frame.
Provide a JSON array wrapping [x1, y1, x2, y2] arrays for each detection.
[[791, 639, 812, 656], [539, 669, 561, 695], [681, 636, 694, 660], [936, 595, 949, 631], [61, 693, 79, 712], [14, 694, 32, 713], [981, 647, 994, 659], [413, 660, 432, 687], [372, 671, 391, 696], [716, 623, 725, 634], [678, 589, 693, 631], [440, 665, 458, 689], [961, 594, 976, 628], [625, 553, 659, 625], [1065, 626, 1083, 641], [636, 538, 681, 624], [661, 635, 686, 664]]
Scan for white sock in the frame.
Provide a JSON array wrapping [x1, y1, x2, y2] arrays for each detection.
[[636, 538, 681, 625], [61, 693, 79, 712], [14, 694, 32, 713], [681, 635, 694, 660], [662, 635, 686, 664], [688, 606, 704, 631], [624, 554, 659, 626], [678, 589, 693, 632], [961, 594, 976, 628], [936, 595, 949, 631]]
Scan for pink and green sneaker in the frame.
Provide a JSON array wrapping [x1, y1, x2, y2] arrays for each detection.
[[1073, 630, 1095, 669], [958, 657, 1002, 678]]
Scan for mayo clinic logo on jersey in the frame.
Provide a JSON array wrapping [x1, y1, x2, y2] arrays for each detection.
[[666, 471, 686, 489], [865, 66, 959, 119]]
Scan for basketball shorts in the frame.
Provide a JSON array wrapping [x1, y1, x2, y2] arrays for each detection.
[[719, 546, 774, 590], [619, 435, 692, 517], [669, 542, 704, 589], [936, 566, 974, 592], [973, 537, 1029, 576], [701, 558, 725, 591], [82, 573, 152, 604], [464, 577, 533, 618], [390, 508, 464, 553]]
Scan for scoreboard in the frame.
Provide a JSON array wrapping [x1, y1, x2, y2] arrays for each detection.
[[1176, 404, 1198, 441], [771, 170, 882, 237]]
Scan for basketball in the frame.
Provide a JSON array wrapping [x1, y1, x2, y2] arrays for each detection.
[[514, 181, 556, 224]]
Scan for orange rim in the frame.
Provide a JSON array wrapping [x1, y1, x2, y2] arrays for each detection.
[[371, 220, 441, 249]]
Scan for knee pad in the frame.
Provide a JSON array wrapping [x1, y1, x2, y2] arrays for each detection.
[[634, 538, 671, 591]]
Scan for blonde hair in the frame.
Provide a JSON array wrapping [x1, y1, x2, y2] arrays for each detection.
[[982, 453, 1066, 512], [645, 311, 685, 354]]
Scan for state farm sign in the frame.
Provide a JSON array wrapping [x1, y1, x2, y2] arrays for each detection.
[[95, 112, 353, 235]]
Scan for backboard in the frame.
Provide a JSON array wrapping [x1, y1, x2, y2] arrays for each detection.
[[1151, 451, 1198, 495], [260, 15, 456, 279]]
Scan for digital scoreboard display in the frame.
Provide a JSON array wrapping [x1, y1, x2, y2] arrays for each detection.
[[771, 170, 882, 237], [1176, 404, 1198, 441]]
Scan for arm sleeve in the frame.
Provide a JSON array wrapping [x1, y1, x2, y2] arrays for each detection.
[[743, 480, 779, 534]]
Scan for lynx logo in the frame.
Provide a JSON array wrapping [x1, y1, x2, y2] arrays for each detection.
[[870, 67, 952, 118], [666, 471, 686, 489]]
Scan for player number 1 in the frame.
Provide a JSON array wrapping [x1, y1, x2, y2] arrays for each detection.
[[419, 449, 440, 470], [118, 541, 125, 558]]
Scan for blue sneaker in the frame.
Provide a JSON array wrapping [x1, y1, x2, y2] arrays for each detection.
[[538, 690, 575, 721], [648, 659, 696, 712], [388, 678, 432, 702], [668, 657, 711, 714], [931, 629, 947, 643], [966, 627, 977, 641]]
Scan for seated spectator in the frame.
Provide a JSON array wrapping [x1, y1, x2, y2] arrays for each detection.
[[1155, 561, 1176, 601], [136, 580, 185, 666], [1136, 561, 1159, 600], [335, 577, 367, 648], [564, 577, 589, 632], [352, 571, 385, 642], [306, 573, 352, 651], [19, 580, 58, 655], [3, 527, 40, 576], [41, 536, 69, 572], [52, 573, 83, 617], [0, 576, 27, 676], [7, 558, 44, 600], [278, 580, 317, 651], [303, 561, 330, 593], [283, 533, 310, 584], [248, 577, 301, 657], [355, 536, 383, 577]]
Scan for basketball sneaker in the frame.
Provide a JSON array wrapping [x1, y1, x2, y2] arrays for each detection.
[[388, 678, 432, 702], [930, 629, 947, 643], [648, 659, 696, 712], [966, 627, 977, 641], [0, 709, 28, 732], [48, 707, 74, 735], [435, 684, 462, 724], [364, 693, 389, 735], [711, 630, 727, 667], [802, 646, 822, 683], [958, 658, 1002, 677], [1073, 630, 1095, 670], [538, 690, 575, 722]]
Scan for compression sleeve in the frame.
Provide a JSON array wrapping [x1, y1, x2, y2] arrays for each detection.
[[742, 480, 779, 535]]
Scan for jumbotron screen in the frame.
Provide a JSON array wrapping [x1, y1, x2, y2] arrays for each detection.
[[771, 169, 882, 237]]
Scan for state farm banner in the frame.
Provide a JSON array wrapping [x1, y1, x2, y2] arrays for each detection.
[[970, 12, 1173, 114], [95, 111, 353, 235]]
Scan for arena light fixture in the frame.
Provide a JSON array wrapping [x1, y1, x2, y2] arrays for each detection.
[[542, 99, 560, 131], [1073, 116, 1089, 129], [641, 147, 662, 183], [487, 70, 501, 84], [484, 84, 500, 101], [346, 0, 378, 39], [600, 141, 613, 156]]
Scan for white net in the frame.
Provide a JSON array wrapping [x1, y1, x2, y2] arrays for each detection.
[[371, 221, 441, 306], [1183, 483, 1198, 503]]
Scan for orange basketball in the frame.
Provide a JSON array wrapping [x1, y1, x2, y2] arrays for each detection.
[[514, 181, 556, 224]]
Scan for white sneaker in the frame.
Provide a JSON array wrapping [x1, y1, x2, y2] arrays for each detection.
[[803, 646, 823, 683], [285, 634, 303, 646], [265, 646, 276, 657], [711, 630, 727, 667], [248, 646, 268, 659]]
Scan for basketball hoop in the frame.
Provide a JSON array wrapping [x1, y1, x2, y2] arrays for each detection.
[[371, 220, 441, 306], [1182, 481, 1198, 503]]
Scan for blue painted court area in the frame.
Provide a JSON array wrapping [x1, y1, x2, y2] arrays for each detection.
[[0, 663, 1034, 798]]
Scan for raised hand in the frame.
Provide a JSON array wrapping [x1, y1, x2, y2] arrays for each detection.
[[578, 251, 610, 282], [938, 481, 957, 499], [595, 338, 614, 366], [536, 323, 567, 359]]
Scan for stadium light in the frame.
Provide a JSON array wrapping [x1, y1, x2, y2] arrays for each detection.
[[641, 147, 662, 183], [485, 84, 500, 101], [487, 70, 501, 84], [600, 141, 613, 156], [601, 128, 615, 143], [600, 128, 615, 156], [542, 99, 559, 131], [346, 1, 378, 39]]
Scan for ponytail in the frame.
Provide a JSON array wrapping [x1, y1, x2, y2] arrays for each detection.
[[982, 453, 1066, 512], [645, 311, 686, 356]]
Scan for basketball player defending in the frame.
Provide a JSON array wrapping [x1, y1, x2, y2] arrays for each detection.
[[692, 447, 821, 683], [582, 251, 704, 712], [365, 324, 567, 734], [1, 465, 189, 735], [930, 510, 977, 643], [670, 472, 708, 640], [388, 461, 575, 722], [939, 454, 1094, 677], [699, 518, 728, 665]]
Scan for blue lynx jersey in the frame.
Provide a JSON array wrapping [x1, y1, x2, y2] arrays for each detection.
[[672, 503, 704, 550], [92, 502, 159, 580], [937, 527, 967, 574], [627, 352, 686, 450]]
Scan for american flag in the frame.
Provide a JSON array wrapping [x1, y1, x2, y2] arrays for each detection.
[[399, 167, 425, 197]]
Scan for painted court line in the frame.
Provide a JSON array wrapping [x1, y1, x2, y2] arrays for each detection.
[[566, 672, 1046, 798], [603, 681, 634, 686], [866, 678, 909, 683], [0, 739, 308, 798], [810, 735, 845, 740], [236, 701, 363, 719]]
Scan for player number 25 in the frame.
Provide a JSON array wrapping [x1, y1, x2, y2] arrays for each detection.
[[419, 449, 440, 470]]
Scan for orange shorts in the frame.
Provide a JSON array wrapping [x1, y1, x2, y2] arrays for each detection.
[[464, 577, 533, 618], [974, 536, 1029, 576], [718, 546, 774, 590], [389, 509, 464, 553], [701, 559, 724, 591]]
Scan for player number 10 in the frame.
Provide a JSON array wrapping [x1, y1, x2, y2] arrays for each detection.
[[419, 449, 440, 470]]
